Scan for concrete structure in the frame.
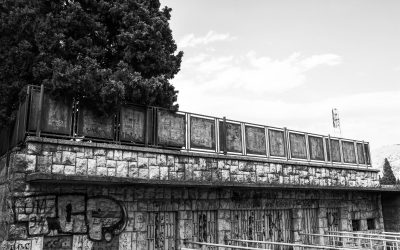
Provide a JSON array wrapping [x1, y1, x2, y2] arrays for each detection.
[[0, 86, 398, 250], [0, 136, 387, 250]]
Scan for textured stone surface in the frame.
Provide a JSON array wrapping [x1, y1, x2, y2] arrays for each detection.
[[0, 138, 386, 250], [10, 140, 380, 189]]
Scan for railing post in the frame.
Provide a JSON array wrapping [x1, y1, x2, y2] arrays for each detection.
[[284, 127, 289, 160], [328, 134, 333, 167], [222, 116, 227, 155], [145, 107, 149, 147], [35, 84, 44, 137]]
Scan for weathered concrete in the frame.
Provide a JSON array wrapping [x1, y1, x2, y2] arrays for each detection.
[[0, 137, 386, 250]]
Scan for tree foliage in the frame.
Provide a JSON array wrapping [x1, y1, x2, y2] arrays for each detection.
[[0, 0, 183, 127], [380, 158, 396, 185]]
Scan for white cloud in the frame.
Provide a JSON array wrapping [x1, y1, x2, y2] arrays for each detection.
[[299, 54, 342, 70], [174, 86, 400, 150], [178, 30, 236, 48], [178, 51, 342, 94], [171, 50, 400, 149]]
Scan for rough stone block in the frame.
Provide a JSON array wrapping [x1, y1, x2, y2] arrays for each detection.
[[64, 165, 76, 175], [149, 166, 160, 179], [106, 150, 114, 160], [122, 151, 133, 161], [230, 165, 239, 175], [84, 147, 94, 158], [36, 155, 52, 173], [221, 170, 230, 181], [148, 157, 156, 166], [116, 161, 128, 177], [96, 156, 106, 168], [114, 150, 123, 160], [185, 165, 193, 181], [106, 160, 117, 169], [52, 164, 64, 174], [203, 170, 212, 181], [166, 155, 175, 167], [62, 151, 76, 165], [138, 157, 148, 168], [270, 164, 276, 173], [97, 167, 107, 176], [76, 158, 88, 175], [175, 163, 184, 172], [160, 167, 168, 180], [27, 143, 41, 155], [94, 148, 106, 156], [25, 155, 36, 172], [138, 169, 149, 179], [108, 168, 116, 176], [193, 170, 202, 181], [211, 169, 221, 181], [87, 159, 96, 175], [217, 160, 225, 169], [52, 152, 63, 164], [128, 162, 138, 178], [156, 154, 167, 167]]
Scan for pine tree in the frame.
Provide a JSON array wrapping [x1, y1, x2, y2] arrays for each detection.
[[0, 0, 183, 128], [380, 158, 396, 185]]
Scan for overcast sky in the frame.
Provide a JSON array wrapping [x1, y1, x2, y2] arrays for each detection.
[[161, 0, 400, 150]]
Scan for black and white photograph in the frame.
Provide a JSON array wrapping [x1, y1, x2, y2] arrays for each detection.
[[1, 0, 400, 249]]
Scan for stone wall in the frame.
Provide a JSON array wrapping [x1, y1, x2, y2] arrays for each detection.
[[15, 137, 379, 189], [0, 136, 385, 250], [1, 183, 384, 250]]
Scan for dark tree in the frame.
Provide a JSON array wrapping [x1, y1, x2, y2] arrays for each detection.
[[0, 0, 183, 128], [380, 158, 396, 185]]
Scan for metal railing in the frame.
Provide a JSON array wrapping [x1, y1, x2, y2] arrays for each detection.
[[0, 85, 372, 169], [187, 239, 359, 250], [300, 232, 400, 250]]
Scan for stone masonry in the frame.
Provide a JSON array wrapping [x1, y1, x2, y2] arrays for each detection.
[[0, 136, 384, 250]]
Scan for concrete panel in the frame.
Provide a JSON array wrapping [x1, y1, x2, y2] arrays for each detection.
[[245, 126, 266, 155], [157, 110, 185, 148], [190, 117, 215, 150], [289, 133, 307, 159], [120, 107, 146, 143], [268, 130, 285, 157]]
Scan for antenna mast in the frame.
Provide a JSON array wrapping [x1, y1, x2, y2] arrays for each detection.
[[332, 108, 342, 136]]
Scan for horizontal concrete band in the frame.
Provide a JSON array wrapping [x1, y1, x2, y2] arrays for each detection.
[[24, 136, 378, 173], [25, 173, 398, 192]]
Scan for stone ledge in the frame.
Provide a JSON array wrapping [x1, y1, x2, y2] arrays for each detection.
[[24, 136, 378, 173], [26, 173, 390, 192]]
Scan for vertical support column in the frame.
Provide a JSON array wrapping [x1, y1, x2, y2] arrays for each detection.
[[178, 211, 193, 250], [145, 108, 149, 147], [292, 208, 303, 244], [217, 209, 231, 247], [222, 117, 227, 155], [284, 127, 289, 160], [35, 84, 44, 137], [317, 206, 327, 246], [328, 135, 333, 167], [376, 193, 385, 230]]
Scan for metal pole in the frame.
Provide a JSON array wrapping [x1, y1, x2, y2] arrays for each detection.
[[222, 116, 227, 155], [35, 84, 44, 137]]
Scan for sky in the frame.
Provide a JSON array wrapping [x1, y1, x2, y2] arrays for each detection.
[[160, 0, 400, 150]]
